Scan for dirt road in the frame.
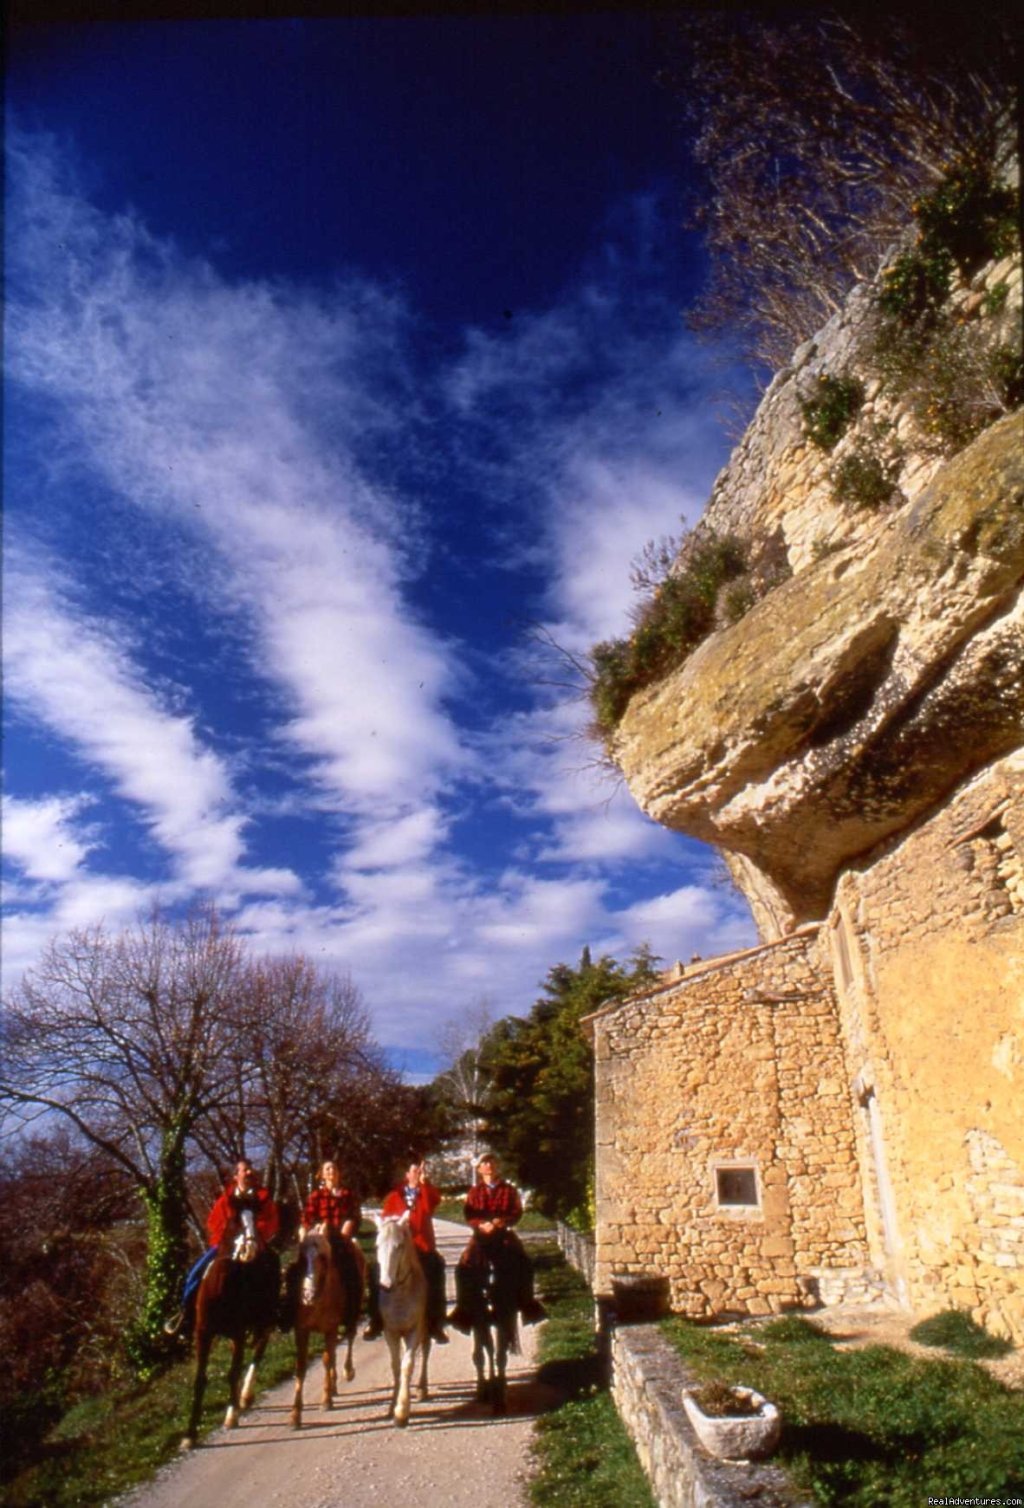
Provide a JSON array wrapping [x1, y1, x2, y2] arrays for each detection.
[[122, 1219, 556, 1508]]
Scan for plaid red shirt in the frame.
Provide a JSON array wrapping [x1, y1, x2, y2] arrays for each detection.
[[464, 1178, 522, 1229], [302, 1183, 361, 1232]]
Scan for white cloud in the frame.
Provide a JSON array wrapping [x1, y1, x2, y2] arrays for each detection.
[[1, 794, 95, 883]]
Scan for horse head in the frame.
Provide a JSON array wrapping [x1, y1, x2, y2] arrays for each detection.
[[373, 1211, 414, 1291], [298, 1229, 331, 1306], [231, 1207, 260, 1264]]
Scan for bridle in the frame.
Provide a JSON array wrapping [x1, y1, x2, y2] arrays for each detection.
[[231, 1206, 260, 1264]]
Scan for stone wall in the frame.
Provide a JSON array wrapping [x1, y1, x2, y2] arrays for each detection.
[[588, 931, 868, 1316], [828, 750, 1024, 1340], [556, 1221, 596, 1287]]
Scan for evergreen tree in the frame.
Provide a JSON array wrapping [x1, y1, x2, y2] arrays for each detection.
[[480, 945, 660, 1222]]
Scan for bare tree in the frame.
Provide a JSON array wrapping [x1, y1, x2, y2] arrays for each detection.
[[664, 8, 1017, 365], [434, 998, 495, 1184], [193, 953, 380, 1210], [0, 906, 246, 1368]]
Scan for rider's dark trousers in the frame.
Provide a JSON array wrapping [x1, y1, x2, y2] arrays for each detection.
[[456, 1232, 536, 1311]]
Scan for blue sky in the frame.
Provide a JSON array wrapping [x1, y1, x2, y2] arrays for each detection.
[[3, 13, 758, 1075]]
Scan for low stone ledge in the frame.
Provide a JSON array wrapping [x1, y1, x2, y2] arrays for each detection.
[[556, 1221, 596, 1287], [610, 1324, 810, 1508]]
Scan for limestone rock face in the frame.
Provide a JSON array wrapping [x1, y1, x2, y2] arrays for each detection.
[[612, 413, 1024, 931]]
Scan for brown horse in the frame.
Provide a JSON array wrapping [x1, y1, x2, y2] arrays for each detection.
[[290, 1229, 365, 1428], [183, 1208, 281, 1449]]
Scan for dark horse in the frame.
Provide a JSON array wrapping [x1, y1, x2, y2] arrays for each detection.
[[465, 1240, 519, 1415], [183, 1208, 281, 1448], [290, 1230, 364, 1428]]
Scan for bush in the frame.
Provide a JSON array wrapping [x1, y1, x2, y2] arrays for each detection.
[[878, 246, 954, 327], [913, 155, 1019, 278], [800, 374, 865, 451], [878, 157, 1019, 331], [909, 1308, 1013, 1359], [873, 319, 1014, 456], [831, 446, 899, 510], [589, 531, 747, 735], [990, 343, 1024, 410]]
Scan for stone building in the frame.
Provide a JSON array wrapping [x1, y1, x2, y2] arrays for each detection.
[[588, 231, 1023, 1340]]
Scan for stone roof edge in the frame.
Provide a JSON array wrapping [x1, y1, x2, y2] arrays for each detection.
[[579, 921, 823, 1038]]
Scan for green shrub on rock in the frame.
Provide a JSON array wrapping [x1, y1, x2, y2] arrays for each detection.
[[799, 374, 865, 451]]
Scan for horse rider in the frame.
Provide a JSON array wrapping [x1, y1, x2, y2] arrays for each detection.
[[364, 1153, 449, 1345], [165, 1158, 279, 1338], [285, 1159, 364, 1326], [448, 1152, 545, 1332]]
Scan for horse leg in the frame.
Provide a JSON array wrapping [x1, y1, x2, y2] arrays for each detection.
[[242, 1324, 271, 1411], [342, 1327, 356, 1382], [417, 1334, 431, 1401], [291, 1325, 309, 1430], [494, 1323, 509, 1416], [224, 1334, 244, 1429], [183, 1331, 212, 1449], [394, 1332, 414, 1427], [384, 1331, 400, 1421], [472, 1325, 491, 1403], [322, 1327, 337, 1410]]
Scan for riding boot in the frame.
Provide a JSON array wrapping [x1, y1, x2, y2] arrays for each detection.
[[516, 1245, 546, 1324], [362, 1262, 383, 1340], [278, 1260, 298, 1333], [447, 1261, 474, 1334], [422, 1249, 449, 1343]]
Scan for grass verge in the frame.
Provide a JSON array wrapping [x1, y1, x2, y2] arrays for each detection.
[[0, 1332, 296, 1508], [662, 1313, 1024, 1506], [529, 1242, 655, 1508]]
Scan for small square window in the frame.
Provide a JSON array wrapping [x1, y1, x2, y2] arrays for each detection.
[[715, 1166, 759, 1207]]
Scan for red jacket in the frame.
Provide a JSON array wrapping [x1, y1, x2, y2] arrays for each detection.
[[381, 1179, 441, 1254], [302, 1183, 361, 1233], [464, 1178, 522, 1231], [208, 1182, 279, 1247]]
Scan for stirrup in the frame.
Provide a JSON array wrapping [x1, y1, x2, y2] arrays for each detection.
[[163, 1308, 185, 1336]]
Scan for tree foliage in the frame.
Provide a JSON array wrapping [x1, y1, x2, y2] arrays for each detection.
[[0, 1128, 140, 1478], [666, 7, 1018, 366], [475, 945, 661, 1223]]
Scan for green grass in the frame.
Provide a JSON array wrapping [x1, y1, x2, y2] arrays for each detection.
[[909, 1308, 1013, 1360], [662, 1314, 1024, 1506], [0, 1332, 296, 1508], [529, 1242, 655, 1508]]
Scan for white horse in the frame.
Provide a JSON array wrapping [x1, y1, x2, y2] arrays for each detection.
[[373, 1211, 430, 1427]]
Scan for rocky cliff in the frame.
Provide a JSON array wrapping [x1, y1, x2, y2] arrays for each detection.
[[611, 238, 1022, 938]]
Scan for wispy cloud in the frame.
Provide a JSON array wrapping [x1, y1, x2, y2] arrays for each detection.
[[3, 132, 755, 1054]]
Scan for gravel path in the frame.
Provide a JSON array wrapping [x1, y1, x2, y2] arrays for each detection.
[[122, 1220, 557, 1508]]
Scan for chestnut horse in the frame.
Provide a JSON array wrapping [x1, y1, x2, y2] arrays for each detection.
[[183, 1208, 281, 1448], [290, 1229, 364, 1428]]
